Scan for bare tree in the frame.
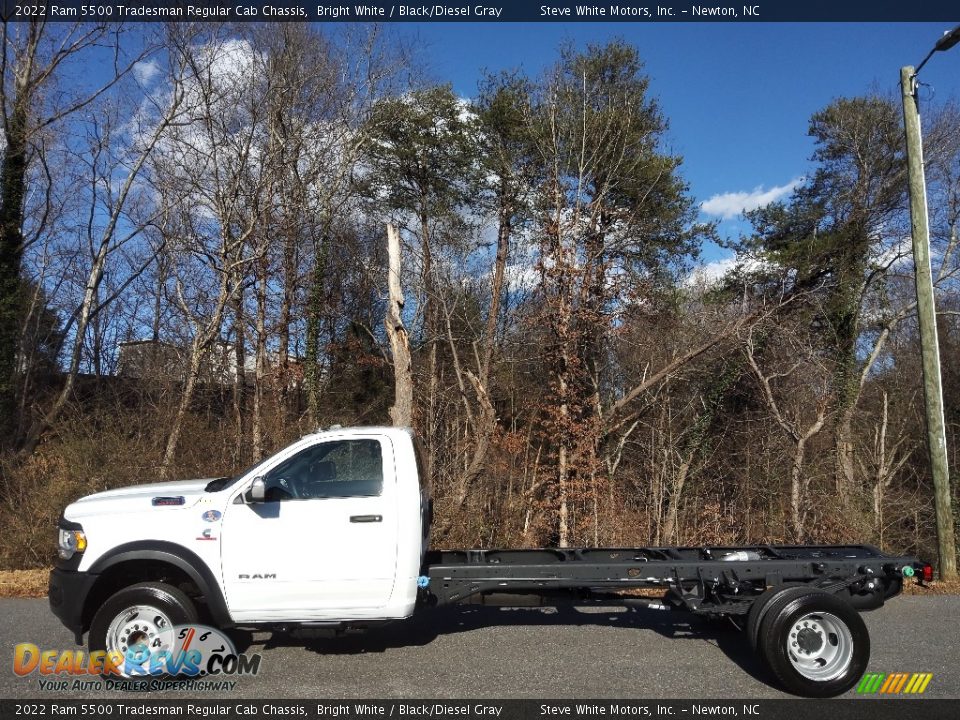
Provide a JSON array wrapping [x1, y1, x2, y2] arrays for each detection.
[[301, 24, 409, 425], [0, 20, 151, 447], [745, 327, 830, 541], [152, 26, 271, 476], [17, 59, 188, 456], [859, 392, 913, 543]]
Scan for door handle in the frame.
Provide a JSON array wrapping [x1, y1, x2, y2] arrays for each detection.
[[350, 514, 382, 523]]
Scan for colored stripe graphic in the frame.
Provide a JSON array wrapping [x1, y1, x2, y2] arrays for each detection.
[[857, 672, 932, 694], [857, 673, 885, 693], [888, 673, 907, 693], [893, 673, 909, 693]]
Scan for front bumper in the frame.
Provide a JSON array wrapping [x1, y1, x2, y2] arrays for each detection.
[[48, 567, 98, 645]]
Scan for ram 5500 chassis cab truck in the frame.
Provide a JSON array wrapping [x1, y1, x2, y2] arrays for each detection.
[[49, 426, 927, 698]]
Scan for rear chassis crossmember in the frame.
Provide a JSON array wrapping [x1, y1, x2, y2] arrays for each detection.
[[424, 544, 919, 614]]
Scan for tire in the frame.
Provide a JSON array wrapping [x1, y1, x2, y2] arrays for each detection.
[[746, 584, 823, 652], [89, 582, 199, 679], [757, 589, 869, 697]]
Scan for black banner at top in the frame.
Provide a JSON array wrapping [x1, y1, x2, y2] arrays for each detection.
[[0, 0, 958, 23]]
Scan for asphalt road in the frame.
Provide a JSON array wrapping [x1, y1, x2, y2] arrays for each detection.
[[2, 595, 958, 699]]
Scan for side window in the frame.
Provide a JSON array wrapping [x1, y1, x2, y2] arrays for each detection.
[[262, 439, 383, 501]]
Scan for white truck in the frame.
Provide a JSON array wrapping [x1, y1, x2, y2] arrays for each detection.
[[49, 426, 927, 697]]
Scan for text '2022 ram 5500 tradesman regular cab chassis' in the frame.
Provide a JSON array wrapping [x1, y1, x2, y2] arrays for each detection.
[[49, 426, 929, 697]]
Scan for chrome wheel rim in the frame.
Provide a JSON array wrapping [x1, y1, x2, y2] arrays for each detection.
[[785, 611, 853, 682], [105, 604, 173, 676]]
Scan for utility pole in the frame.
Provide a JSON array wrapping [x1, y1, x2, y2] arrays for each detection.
[[900, 63, 957, 580]]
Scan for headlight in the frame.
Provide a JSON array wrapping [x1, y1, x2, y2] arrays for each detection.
[[57, 528, 86, 559]]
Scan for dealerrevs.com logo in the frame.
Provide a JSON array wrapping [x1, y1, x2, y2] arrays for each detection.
[[13, 624, 262, 691], [857, 672, 934, 695]]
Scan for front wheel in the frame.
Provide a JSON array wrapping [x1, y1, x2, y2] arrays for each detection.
[[757, 590, 869, 697], [89, 582, 199, 679]]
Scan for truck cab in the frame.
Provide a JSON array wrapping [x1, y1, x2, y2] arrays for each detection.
[[49, 426, 430, 646]]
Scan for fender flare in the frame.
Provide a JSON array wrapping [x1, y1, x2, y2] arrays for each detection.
[[88, 540, 232, 627]]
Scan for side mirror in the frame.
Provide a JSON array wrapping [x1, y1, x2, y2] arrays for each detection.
[[246, 477, 266, 503]]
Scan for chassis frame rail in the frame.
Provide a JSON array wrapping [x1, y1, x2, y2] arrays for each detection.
[[425, 544, 919, 612]]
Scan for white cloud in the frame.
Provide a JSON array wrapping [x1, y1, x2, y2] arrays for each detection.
[[874, 234, 914, 270], [133, 60, 160, 86], [688, 257, 739, 285], [684, 254, 773, 288], [504, 261, 538, 291], [701, 178, 804, 220]]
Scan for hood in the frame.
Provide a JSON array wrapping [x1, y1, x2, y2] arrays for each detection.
[[65, 478, 221, 519]]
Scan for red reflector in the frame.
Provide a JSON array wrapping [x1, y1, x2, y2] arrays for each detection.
[[922, 563, 934, 582]]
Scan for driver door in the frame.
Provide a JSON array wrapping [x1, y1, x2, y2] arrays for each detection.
[[220, 435, 398, 621]]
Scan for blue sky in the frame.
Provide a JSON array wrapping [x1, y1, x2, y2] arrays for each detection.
[[397, 22, 960, 266]]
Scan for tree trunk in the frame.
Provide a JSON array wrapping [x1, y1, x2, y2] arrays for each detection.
[[385, 223, 413, 427], [557, 318, 572, 548], [304, 226, 329, 425], [163, 263, 237, 477], [14, 282, 44, 443], [835, 407, 856, 501], [18, 232, 110, 457], [873, 481, 884, 543], [443, 195, 512, 513], [480, 200, 511, 383], [791, 438, 809, 542], [420, 211, 437, 484], [453, 369, 496, 507], [152, 256, 167, 343], [558, 439, 570, 547], [231, 287, 246, 466], [0, 96, 30, 446], [161, 341, 204, 479], [662, 454, 692, 544], [277, 233, 295, 421], [252, 254, 268, 459]]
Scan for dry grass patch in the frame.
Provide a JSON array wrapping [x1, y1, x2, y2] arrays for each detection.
[[0, 568, 49, 598], [902, 578, 960, 595]]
